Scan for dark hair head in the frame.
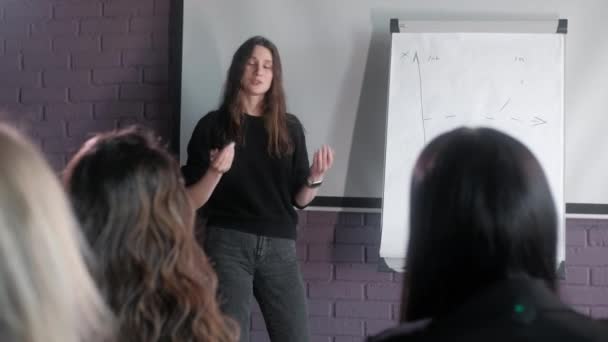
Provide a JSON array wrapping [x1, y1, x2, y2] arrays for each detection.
[[219, 35, 292, 156], [403, 127, 557, 322], [63, 126, 237, 342]]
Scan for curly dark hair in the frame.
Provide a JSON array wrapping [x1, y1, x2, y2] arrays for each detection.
[[63, 126, 238, 342]]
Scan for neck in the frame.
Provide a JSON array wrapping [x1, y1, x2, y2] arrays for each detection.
[[241, 93, 265, 116]]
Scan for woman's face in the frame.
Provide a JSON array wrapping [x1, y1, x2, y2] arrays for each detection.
[[240, 45, 273, 96]]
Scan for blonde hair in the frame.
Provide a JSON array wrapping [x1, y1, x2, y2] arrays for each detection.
[[0, 123, 113, 342]]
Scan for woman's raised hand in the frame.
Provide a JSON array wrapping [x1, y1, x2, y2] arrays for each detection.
[[309, 144, 334, 181], [209, 142, 235, 174]]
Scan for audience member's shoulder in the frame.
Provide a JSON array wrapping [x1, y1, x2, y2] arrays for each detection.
[[543, 308, 608, 341], [368, 319, 431, 342]]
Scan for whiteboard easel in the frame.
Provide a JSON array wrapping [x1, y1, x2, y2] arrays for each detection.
[[380, 19, 567, 274]]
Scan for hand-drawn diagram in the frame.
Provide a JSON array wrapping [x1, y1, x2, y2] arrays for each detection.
[[382, 33, 564, 273], [402, 50, 549, 143]]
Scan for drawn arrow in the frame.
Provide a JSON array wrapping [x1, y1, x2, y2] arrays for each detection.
[[499, 98, 511, 112], [531, 116, 547, 126], [482, 98, 511, 120], [413, 52, 428, 142]]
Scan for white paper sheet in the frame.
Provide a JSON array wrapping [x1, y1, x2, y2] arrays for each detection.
[[382, 33, 564, 271]]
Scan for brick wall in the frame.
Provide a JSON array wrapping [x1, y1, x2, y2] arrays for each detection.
[[0, 0, 173, 170], [290, 211, 401, 342], [1, 1, 607, 341], [246, 212, 608, 342], [561, 219, 608, 317]]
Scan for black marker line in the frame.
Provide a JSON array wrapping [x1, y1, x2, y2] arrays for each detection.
[[532, 116, 547, 126], [499, 98, 511, 112], [414, 52, 426, 142]]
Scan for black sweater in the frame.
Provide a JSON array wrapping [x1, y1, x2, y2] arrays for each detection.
[[181, 110, 310, 239], [368, 275, 608, 342]]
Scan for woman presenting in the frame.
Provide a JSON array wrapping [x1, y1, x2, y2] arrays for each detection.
[[182, 36, 333, 342]]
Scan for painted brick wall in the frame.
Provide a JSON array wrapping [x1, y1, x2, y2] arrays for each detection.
[[560, 219, 608, 316], [0, 0, 173, 170], [247, 213, 608, 342]]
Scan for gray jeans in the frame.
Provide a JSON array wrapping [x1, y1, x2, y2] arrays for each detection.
[[204, 226, 310, 342]]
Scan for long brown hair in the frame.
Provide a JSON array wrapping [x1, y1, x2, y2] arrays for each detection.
[[220, 35, 293, 156], [63, 126, 238, 342]]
